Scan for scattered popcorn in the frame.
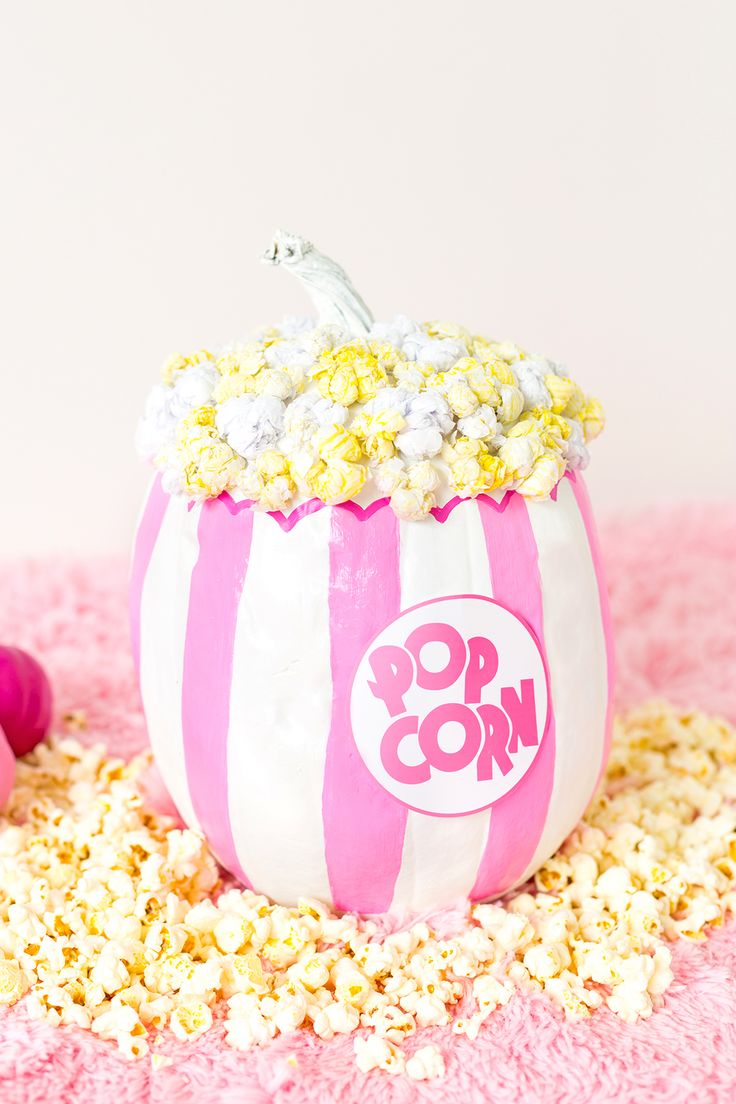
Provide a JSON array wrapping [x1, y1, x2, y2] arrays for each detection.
[[213, 913, 250, 955], [312, 999, 360, 1039], [406, 1044, 446, 1081], [523, 943, 570, 980], [354, 1035, 406, 1075], [3, 704, 736, 1080], [170, 999, 213, 1041], [136, 318, 604, 515]]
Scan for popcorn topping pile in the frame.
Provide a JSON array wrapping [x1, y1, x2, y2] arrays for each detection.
[[136, 318, 604, 517], [1, 703, 734, 1079]]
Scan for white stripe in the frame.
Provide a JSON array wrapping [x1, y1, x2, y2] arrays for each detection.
[[519, 478, 609, 882], [138, 494, 201, 830], [227, 509, 333, 905], [390, 500, 495, 912]]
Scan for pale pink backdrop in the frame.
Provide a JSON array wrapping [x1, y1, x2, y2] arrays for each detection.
[[1, 1, 735, 558]]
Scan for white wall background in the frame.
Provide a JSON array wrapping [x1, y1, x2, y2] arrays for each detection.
[[1, 1, 734, 555]]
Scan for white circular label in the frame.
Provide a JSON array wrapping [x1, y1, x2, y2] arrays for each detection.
[[350, 595, 549, 816]]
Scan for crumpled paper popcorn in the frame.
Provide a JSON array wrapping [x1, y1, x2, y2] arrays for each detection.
[[136, 317, 604, 514]]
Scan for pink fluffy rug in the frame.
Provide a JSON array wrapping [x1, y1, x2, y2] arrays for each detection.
[[1, 503, 735, 1104]]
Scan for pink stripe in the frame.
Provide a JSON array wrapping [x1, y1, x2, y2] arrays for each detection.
[[129, 475, 169, 674], [181, 500, 254, 886], [430, 490, 514, 523], [323, 507, 406, 912], [471, 493, 556, 901], [568, 472, 617, 788]]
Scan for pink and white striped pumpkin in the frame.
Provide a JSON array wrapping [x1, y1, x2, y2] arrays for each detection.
[[130, 473, 614, 913]]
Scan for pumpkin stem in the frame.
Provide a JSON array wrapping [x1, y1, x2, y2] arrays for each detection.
[[262, 230, 373, 335]]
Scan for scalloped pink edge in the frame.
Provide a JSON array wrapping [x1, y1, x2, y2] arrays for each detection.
[[186, 476, 564, 531]]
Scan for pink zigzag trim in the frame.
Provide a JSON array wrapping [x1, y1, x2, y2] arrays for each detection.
[[185, 474, 567, 531]]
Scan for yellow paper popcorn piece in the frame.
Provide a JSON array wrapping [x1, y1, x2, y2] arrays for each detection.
[[178, 406, 216, 432], [315, 425, 364, 464], [237, 451, 297, 512], [424, 320, 472, 344], [580, 396, 606, 441], [214, 345, 268, 402], [368, 341, 409, 374], [544, 373, 580, 416], [350, 408, 406, 463], [445, 378, 480, 418], [305, 459, 367, 505], [161, 351, 214, 386], [444, 438, 508, 498], [313, 343, 387, 405], [516, 451, 567, 499], [390, 488, 435, 520]]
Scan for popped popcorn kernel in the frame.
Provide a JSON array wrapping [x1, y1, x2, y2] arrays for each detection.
[[406, 1044, 446, 1081], [0, 959, 23, 1005], [170, 999, 213, 1041], [213, 913, 251, 954], [312, 1000, 360, 1040], [354, 1035, 406, 1075]]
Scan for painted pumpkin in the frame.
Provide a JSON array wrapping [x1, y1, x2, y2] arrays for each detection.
[[131, 233, 613, 913]]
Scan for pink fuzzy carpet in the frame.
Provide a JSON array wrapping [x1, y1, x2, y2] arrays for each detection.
[[1, 503, 736, 1104]]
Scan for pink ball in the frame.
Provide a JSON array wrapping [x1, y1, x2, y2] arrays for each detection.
[[0, 646, 53, 757], [0, 726, 14, 808]]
